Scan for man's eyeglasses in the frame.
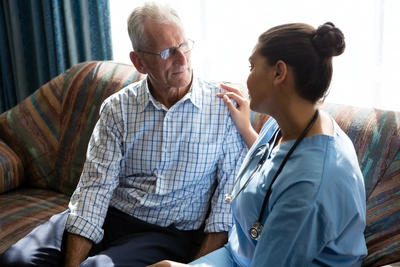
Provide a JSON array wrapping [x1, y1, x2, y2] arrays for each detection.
[[138, 39, 194, 60]]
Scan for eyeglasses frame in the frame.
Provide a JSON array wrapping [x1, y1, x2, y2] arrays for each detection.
[[137, 39, 194, 60]]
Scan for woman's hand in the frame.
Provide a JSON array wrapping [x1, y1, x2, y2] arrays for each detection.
[[217, 83, 258, 148], [147, 260, 191, 267]]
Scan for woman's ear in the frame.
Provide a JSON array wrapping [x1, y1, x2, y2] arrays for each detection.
[[273, 60, 287, 86], [130, 51, 147, 74]]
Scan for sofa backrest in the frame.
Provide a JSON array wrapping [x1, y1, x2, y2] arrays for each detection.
[[0, 61, 145, 195]]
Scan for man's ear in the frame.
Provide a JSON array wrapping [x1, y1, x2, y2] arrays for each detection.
[[130, 51, 147, 74], [273, 60, 287, 86]]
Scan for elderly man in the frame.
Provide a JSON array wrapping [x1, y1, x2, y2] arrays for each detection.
[[0, 2, 246, 267]]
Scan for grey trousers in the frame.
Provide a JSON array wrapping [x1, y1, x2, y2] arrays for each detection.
[[0, 207, 200, 267]]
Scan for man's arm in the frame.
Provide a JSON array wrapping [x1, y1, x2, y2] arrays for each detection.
[[63, 233, 93, 267], [64, 100, 123, 267], [193, 232, 228, 260]]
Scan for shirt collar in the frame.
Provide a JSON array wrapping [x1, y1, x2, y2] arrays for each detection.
[[138, 74, 203, 112]]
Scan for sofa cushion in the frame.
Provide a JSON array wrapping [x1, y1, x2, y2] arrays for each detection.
[[0, 74, 63, 191], [362, 149, 400, 267], [0, 140, 24, 193], [0, 188, 70, 253], [250, 111, 270, 134], [322, 103, 400, 197]]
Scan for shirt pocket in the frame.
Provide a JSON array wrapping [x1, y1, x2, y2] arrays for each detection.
[[172, 141, 221, 183]]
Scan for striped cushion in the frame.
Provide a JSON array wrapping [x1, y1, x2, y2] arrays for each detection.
[[0, 140, 24, 193], [322, 103, 400, 267], [0, 74, 63, 191], [0, 188, 69, 253], [0, 61, 145, 195]]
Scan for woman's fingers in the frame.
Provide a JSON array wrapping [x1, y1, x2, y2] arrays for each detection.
[[220, 83, 246, 97], [222, 94, 238, 112], [217, 92, 246, 106], [218, 83, 249, 109]]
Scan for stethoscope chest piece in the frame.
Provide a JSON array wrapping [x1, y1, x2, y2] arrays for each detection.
[[250, 221, 263, 240]]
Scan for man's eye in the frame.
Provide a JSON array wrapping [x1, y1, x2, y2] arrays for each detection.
[[160, 49, 172, 60]]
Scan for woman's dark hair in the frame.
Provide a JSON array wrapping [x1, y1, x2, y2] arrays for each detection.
[[257, 22, 345, 102]]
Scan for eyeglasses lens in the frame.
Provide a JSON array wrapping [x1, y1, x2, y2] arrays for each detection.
[[159, 40, 194, 60]]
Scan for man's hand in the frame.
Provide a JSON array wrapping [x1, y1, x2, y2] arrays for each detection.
[[193, 232, 228, 260], [63, 233, 93, 267]]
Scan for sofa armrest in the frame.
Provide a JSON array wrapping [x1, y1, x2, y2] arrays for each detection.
[[0, 140, 24, 194]]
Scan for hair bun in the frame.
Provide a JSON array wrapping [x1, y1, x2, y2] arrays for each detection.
[[313, 22, 345, 57]]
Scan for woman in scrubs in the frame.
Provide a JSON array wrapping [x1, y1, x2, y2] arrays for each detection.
[[149, 21, 367, 267]]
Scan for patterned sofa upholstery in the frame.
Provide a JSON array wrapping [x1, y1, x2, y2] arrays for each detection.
[[0, 61, 399, 266]]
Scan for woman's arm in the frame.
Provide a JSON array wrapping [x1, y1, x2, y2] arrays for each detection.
[[217, 83, 258, 148], [147, 260, 191, 267]]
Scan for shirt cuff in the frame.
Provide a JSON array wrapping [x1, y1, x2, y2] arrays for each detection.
[[204, 211, 234, 233], [65, 213, 104, 244]]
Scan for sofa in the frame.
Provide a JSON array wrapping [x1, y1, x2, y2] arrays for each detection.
[[0, 60, 399, 266]]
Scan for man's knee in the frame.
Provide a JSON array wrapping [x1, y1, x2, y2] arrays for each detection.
[[0, 239, 65, 267], [0, 210, 69, 266], [0, 250, 27, 267]]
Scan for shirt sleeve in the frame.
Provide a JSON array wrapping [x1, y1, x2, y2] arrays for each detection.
[[205, 118, 248, 233], [65, 97, 124, 243]]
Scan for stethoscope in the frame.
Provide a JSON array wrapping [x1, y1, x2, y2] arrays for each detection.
[[225, 110, 319, 240]]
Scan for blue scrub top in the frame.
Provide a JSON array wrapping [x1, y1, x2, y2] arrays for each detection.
[[227, 113, 367, 267]]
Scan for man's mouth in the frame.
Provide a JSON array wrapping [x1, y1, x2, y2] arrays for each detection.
[[173, 68, 189, 75]]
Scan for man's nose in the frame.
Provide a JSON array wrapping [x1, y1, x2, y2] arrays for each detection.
[[173, 48, 188, 63]]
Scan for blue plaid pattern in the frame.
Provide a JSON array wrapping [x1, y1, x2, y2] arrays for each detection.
[[66, 76, 247, 243]]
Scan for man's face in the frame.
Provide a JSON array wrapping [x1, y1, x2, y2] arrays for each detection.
[[137, 20, 192, 91]]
